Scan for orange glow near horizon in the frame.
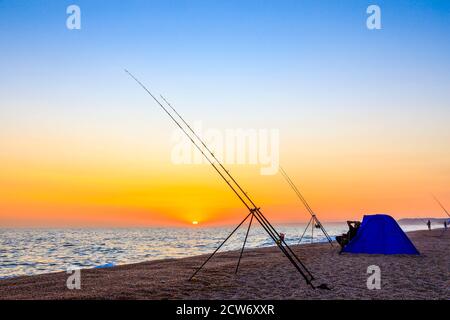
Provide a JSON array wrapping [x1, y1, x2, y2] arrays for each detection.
[[1, 101, 450, 228], [1, 129, 449, 228]]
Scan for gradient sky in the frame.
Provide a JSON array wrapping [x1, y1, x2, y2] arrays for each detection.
[[1, 0, 449, 227]]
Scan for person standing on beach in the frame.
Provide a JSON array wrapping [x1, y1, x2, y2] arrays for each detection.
[[444, 221, 447, 230], [427, 220, 431, 231]]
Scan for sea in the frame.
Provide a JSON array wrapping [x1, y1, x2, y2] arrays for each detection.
[[0, 222, 432, 279]]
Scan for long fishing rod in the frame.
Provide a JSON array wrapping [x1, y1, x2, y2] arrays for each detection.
[[280, 167, 314, 216], [159, 95, 316, 282], [159, 95, 316, 280], [141, 76, 315, 286], [279, 167, 334, 245], [125, 70, 319, 288], [160, 95, 284, 237], [432, 195, 450, 218], [124, 70, 252, 211]]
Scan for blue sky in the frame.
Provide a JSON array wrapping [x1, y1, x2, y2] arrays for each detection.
[[1, 0, 449, 149], [1, 1, 449, 117]]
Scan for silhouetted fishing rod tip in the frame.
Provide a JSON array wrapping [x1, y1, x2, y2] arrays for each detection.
[[124, 69, 136, 79]]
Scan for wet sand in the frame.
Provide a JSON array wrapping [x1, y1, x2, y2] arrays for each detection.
[[0, 229, 448, 300]]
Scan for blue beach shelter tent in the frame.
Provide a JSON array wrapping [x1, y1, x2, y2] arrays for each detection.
[[342, 214, 420, 255]]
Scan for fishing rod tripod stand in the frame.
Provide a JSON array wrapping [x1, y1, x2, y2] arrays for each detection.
[[189, 208, 330, 290], [189, 209, 257, 280], [125, 69, 330, 290], [298, 214, 334, 245], [279, 167, 334, 247]]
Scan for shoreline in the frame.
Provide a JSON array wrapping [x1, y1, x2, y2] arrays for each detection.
[[0, 229, 448, 299], [0, 224, 435, 281]]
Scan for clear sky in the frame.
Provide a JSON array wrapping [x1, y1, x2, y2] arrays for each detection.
[[1, 0, 449, 227]]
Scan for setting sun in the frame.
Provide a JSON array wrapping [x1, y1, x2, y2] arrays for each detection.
[[192, 221, 199, 225]]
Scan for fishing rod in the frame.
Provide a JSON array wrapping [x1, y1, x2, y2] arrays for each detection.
[[279, 167, 334, 246], [280, 167, 314, 216], [124, 70, 253, 209], [125, 70, 323, 289], [133, 74, 316, 286], [159, 94, 316, 282], [159, 95, 316, 280], [432, 195, 450, 218]]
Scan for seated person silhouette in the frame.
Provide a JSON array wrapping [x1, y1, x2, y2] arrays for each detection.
[[336, 220, 361, 248]]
